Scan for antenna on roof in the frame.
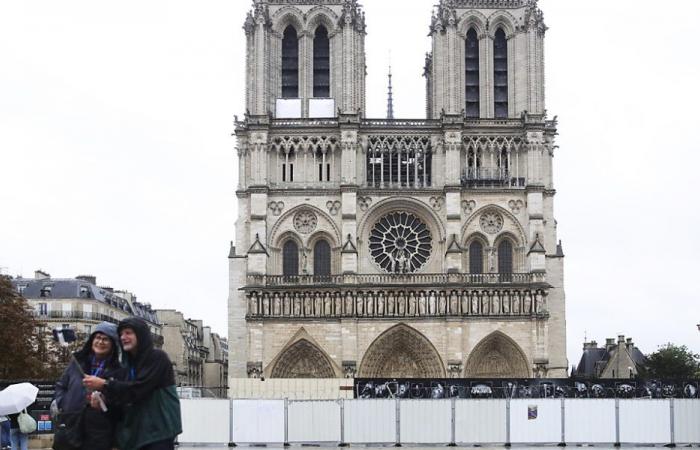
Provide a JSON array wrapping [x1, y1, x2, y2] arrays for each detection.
[[386, 53, 394, 120]]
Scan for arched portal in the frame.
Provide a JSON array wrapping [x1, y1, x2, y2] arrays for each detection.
[[464, 331, 530, 378], [359, 324, 445, 378], [270, 338, 336, 378]]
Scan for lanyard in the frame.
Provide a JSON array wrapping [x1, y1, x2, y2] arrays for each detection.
[[128, 367, 136, 381], [90, 357, 106, 377]]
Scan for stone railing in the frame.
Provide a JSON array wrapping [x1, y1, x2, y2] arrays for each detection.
[[245, 287, 548, 319], [245, 272, 544, 288]]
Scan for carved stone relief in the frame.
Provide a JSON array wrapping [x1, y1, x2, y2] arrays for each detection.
[[480, 211, 504, 234], [326, 200, 341, 216], [293, 210, 317, 234], [268, 201, 285, 216]]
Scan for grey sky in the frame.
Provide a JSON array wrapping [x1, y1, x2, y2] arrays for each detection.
[[1, 0, 698, 366]]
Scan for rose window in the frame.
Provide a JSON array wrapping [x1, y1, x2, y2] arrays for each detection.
[[293, 210, 317, 234], [369, 212, 432, 273], [479, 211, 503, 234]]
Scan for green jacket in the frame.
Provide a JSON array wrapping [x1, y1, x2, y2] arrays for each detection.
[[116, 385, 182, 450]]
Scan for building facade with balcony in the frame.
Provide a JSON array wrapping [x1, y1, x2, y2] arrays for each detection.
[[13, 270, 161, 339], [229, 0, 567, 382]]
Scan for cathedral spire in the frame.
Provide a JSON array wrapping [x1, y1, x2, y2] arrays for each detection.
[[386, 64, 394, 120]]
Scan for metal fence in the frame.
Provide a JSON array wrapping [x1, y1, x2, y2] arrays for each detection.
[[178, 398, 700, 446]]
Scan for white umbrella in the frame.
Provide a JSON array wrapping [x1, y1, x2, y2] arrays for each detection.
[[0, 383, 39, 415]]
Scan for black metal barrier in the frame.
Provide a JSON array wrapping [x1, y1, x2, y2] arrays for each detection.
[[354, 378, 700, 399]]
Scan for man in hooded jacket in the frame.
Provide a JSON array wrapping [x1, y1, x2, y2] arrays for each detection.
[[83, 317, 181, 450]]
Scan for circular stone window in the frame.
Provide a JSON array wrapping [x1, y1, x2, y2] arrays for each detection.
[[368, 212, 433, 273], [293, 210, 317, 234], [480, 211, 504, 234]]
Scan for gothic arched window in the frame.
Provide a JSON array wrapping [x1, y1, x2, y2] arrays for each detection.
[[282, 26, 299, 98], [282, 240, 299, 277], [313, 239, 331, 280], [469, 241, 484, 274], [313, 25, 330, 98], [465, 28, 480, 118], [498, 239, 513, 281], [493, 28, 508, 118]]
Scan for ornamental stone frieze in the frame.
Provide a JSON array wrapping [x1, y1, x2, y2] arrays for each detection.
[[244, 286, 547, 319]]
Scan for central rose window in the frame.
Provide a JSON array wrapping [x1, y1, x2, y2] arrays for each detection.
[[368, 212, 433, 273]]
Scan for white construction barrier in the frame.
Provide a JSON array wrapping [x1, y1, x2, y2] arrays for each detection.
[[288, 400, 341, 443], [674, 399, 700, 444], [178, 399, 230, 445], [455, 399, 507, 444], [564, 399, 616, 444], [399, 399, 452, 444], [509, 399, 562, 444], [231, 399, 285, 443], [343, 399, 395, 444], [619, 399, 671, 444]]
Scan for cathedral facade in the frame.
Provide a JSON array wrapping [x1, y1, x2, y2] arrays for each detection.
[[228, 0, 567, 384]]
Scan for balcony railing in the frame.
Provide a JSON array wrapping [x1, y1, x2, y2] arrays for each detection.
[[34, 310, 120, 324], [245, 272, 544, 289], [461, 168, 525, 188]]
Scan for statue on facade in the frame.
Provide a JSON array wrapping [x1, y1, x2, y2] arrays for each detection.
[[314, 293, 322, 317], [293, 296, 301, 316], [304, 295, 313, 316], [345, 292, 354, 316], [418, 293, 427, 316], [324, 293, 332, 316]]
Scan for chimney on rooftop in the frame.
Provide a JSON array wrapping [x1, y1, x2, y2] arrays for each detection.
[[76, 275, 96, 285], [618, 335, 625, 344], [34, 270, 50, 280], [101, 286, 114, 293], [626, 337, 634, 348], [605, 338, 615, 352]]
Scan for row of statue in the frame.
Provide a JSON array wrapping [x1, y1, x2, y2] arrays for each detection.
[[247, 289, 547, 318]]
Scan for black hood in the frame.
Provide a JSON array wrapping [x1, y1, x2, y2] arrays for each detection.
[[117, 316, 154, 362]]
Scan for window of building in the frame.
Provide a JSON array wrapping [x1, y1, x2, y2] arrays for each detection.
[[313, 25, 330, 98], [366, 137, 432, 188], [282, 150, 295, 182], [38, 303, 48, 316], [313, 239, 331, 280], [469, 241, 484, 274], [315, 149, 331, 182], [17, 284, 26, 295], [493, 28, 508, 118], [79, 286, 90, 298], [282, 26, 299, 98], [282, 240, 299, 277], [465, 28, 480, 118], [40, 285, 52, 298], [498, 239, 513, 280]]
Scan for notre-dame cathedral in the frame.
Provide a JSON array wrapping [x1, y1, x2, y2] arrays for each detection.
[[228, 0, 567, 386]]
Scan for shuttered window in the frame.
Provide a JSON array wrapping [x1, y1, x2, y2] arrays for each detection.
[[282, 26, 299, 98]]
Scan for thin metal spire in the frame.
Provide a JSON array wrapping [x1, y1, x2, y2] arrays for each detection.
[[386, 64, 394, 119]]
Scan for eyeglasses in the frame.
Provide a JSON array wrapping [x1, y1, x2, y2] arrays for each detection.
[[93, 335, 112, 344]]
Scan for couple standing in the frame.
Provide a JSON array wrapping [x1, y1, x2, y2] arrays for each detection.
[[54, 318, 181, 450]]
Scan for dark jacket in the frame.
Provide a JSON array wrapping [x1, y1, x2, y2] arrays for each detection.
[[54, 322, 124, 450], [106, 317, 181, 450]]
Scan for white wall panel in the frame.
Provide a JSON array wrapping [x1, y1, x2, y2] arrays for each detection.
[[674, 400, 700, 444], [231, 399, 285, 443], [179, 399, 230, 444], [455, 399, 507, 444], [510, 399, 561, 444], [343, 399, 396, 444], [288, 400, 341, 443], [564, 399, 616, 444], [399, 400, 451, 443], [619, 399, 671, 444]]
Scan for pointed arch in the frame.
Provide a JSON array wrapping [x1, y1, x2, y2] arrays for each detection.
[[465, 331, 530, 378], [460, 205, 526, 248], [359, 324, 445, 378], [268, 329, 339, 378]]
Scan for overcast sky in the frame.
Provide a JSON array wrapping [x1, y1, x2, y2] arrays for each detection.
[[1, 0, 699, 366]]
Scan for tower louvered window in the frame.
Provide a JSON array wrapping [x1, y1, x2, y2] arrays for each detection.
[[283, 240, 299, 277], [469, 241, 484, 274], [498, 239, 513, 281], [465, 28, 480, 118], [313, 25, 330, 98], [493, 28, 508, 118], [282, 26, 299, 98], [313, 239, 331, 280]]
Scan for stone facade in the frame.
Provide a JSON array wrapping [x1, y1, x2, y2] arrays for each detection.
[[229, 0, 567, 389]]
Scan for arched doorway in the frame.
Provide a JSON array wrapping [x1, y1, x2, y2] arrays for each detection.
[[359, 324, 445, 378], [464, 331, 530, 378], [270, 338, 336, 378]]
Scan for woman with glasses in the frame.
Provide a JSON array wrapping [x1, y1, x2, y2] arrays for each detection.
[[54, 322, 123, 450]]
